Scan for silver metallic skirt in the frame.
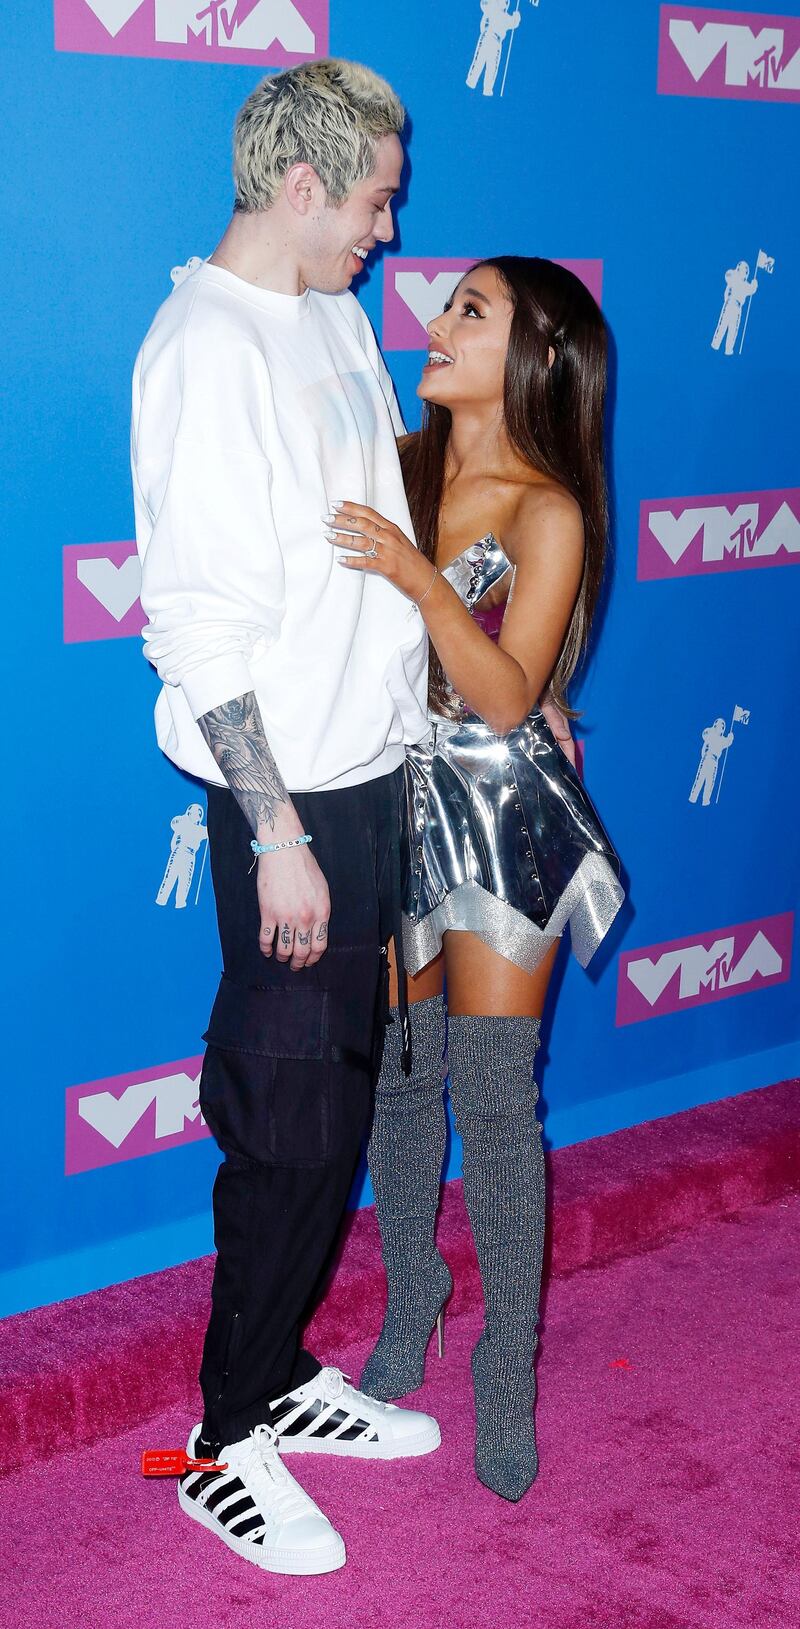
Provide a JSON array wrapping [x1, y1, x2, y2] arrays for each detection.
[[402, 708, 624, 975]]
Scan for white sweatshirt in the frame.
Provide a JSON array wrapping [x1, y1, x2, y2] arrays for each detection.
[[131, 261, 429, 792]]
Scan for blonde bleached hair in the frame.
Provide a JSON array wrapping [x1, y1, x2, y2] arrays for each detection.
[[233, 58, 405, 213]]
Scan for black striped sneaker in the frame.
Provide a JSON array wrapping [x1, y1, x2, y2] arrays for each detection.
[[270, 1366, 441, 1460], [178, 1423, 345, 1574]]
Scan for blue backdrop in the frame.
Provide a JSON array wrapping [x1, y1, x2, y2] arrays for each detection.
[[3, 1, 798, 1317]]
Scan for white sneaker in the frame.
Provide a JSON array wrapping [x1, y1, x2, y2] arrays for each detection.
[[178, 1423, 346, 1575], [270, 1366, 441, 1460]]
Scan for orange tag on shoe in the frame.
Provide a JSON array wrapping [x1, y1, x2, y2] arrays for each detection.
[[140, 1449, 228, 1477]]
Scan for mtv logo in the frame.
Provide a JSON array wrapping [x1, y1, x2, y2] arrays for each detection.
[[65, 1055, 210, 1174], [54, 0, 328, 66], [658, 7, 800, 103], [637, 490, 800, 581], [382, 258, 604, 350], [616, 913, 793, 1026], [63, 542, 144, 643]]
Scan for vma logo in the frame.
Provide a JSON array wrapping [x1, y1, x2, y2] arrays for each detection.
[[54, 0, 327, 67], [617, 913, 793, 1026], [658, 6, 800, 102], [65, 1056, 209, 1174], [63, 542, 143, 643], [638, 489, 800, 581], [383, 258, 604, 350]]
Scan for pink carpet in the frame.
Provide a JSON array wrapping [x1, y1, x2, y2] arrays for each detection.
[[2, 1193, 798, 1629], [3, 1079, 798, 1474]]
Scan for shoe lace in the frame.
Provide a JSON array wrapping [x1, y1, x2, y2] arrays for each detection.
[[317, 1367, 348, 1402], [242, 1423, 314, 1532], [316, 1367, 388, 1414]]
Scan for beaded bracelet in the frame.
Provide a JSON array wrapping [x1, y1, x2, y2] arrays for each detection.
[[251, 834, 313, 856]]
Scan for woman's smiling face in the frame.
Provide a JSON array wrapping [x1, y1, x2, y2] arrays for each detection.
[[418, 265, 513, 410]]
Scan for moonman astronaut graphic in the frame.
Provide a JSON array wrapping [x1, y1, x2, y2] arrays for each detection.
[[170, 256, 203, 289], [466, 0, 521, 97], [156, 803, 208, 908], [689, 719, 734, 806], [711, 262, 758, 356]]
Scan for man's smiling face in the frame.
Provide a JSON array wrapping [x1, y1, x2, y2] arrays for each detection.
[[300, 134, 402, 294]]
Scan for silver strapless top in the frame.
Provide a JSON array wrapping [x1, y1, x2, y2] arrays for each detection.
[[401, 534, 624, 974], [439, 531, 513, 610]]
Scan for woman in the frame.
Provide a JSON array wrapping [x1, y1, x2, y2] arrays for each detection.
[[323, 257, 624, 1501]]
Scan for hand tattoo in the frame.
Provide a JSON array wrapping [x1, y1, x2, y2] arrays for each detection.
[[198, 693, 289, 836], [281, 924, 292, 948], [297, 931, 311, 945], [316, 923, 328, 941]]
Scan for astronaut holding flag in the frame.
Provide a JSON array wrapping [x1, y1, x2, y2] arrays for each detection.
[[155, 802, 209, 908], [711, 251, 774, 356], [466, 0, 538, 99], [689, 707, 750, 807]]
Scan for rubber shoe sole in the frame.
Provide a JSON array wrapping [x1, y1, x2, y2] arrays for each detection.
[[277, 1419, 441, 1460], [177, 1482, 346, 1575]]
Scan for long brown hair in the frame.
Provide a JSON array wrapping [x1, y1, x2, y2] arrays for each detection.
[[400, 255, 608, 716]]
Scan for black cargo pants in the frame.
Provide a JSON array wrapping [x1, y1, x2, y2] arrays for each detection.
[[197, 766, 404, 1450]]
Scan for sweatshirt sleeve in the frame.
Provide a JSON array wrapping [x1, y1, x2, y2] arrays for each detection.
[[133, 324, 285, 722]]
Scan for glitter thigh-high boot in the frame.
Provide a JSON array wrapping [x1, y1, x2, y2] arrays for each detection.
[[359, 995, 452, 1401], [446, 1014, 545, 1501]]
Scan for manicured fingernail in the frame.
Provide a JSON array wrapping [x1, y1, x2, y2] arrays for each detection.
[[323, 527, 338, 540], [321, 513, 338, 524], [331, 500, 344, 510]]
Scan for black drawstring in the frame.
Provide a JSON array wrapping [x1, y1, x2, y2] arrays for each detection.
[[388, 768, 412, 1075]]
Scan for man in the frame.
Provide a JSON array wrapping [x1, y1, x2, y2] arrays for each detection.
[[131, 59, 439, 1578]]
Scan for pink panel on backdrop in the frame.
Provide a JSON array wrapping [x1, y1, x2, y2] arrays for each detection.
[[65, 1055, 209, 1174], [63, 541, 143, 643], [658, 6, 800, 102], [382, 258, 604, 351], [637, 489, 800, 581], [54, 0, 328, 67], [616, 912, 794, 1026]]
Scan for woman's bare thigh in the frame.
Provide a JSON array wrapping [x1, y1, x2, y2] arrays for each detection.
[[387, 932, 556, 1018], [444, 931, 558, 1019]]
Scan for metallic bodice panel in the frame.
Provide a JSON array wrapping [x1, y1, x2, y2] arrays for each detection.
[[440, 531, 513, 610], [401, 535, 624, 972]]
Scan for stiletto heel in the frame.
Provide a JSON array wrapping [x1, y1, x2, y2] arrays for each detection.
[[361, 1257, 452, 1400]]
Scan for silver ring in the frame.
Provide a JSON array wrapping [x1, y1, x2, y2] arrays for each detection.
[[364, 542, 379, 558]]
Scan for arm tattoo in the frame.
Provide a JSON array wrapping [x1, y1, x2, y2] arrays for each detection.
[[198, 692, 289, 836]]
